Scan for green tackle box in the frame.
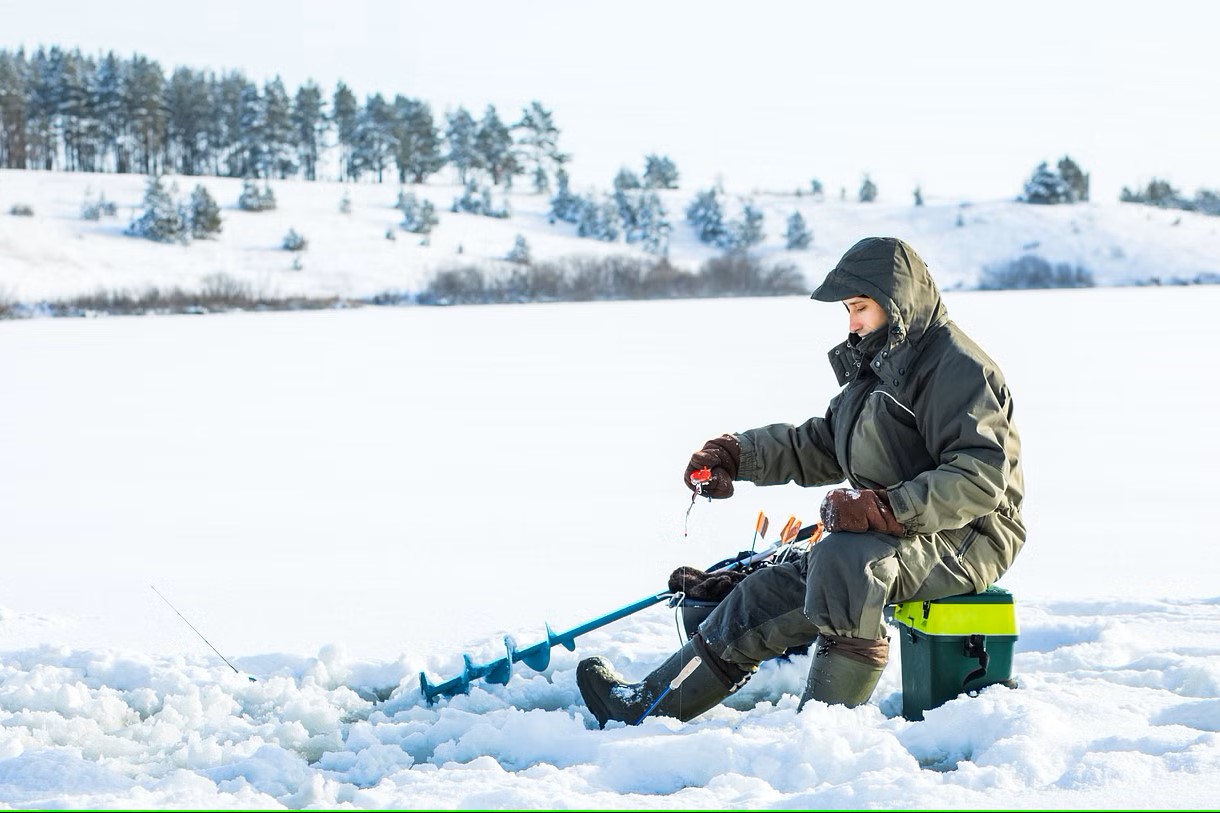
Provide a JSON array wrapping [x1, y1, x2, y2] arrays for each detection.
[[889, 585, 1018, 721]]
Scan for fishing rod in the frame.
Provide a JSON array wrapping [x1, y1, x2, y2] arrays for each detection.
[[151, 586, 257, 681]]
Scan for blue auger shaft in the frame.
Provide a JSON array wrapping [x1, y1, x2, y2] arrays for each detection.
[[418, 526, 819, 703], [420, 591, 670, 703]]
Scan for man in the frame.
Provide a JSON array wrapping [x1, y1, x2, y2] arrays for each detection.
[[578, 237, 1025, 727]]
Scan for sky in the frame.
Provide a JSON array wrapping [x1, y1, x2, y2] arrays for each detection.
[[4, 0, 1220, 203]]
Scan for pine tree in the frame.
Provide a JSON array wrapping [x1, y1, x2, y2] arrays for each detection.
[[235, 80, 263, 177], [238, 177, 276, 211], [614, 168, 642, 191], [400, 193, 439, 233], [127, 175, 188, 243], [475, 104, 520, 187], [282, 228, 307, 251], [332, 82, 359, 181], [913, 186, 924, 206], [643, 154, 679, 189], [293, 81, 326, 181], [352, 93, 394, 183], [262, 76, 297, 178], [859, 174, 878, 203], [633, 191, 670, 256], [445, 106, 480, 185], [731, 200, 765, 249], [507, 234, 531, 264], [685, 187, 725, 245], [548, 168, 583, 224], [784, 211, 812, 249], [1057, 156, 1090, 202], [188, 184, 222, 238], [513, 101, 568, 193], [124, 54, 169, 175], [577, 195, 621, 241], [391, 96, 444, 184], [166, 66, 211, 176], [1022, 161, 1072, 204]]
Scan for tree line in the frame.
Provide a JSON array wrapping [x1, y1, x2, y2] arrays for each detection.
[[0, 45, 568, 189]]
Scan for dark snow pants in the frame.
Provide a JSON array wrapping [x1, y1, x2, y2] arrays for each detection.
[[698, 529, 980, 668]]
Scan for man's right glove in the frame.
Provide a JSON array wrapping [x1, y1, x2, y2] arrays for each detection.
[[819, 488, 905, 536], [683, 434, 741, 499]]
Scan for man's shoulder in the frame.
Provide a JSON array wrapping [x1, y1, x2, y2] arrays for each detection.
[[922, 321, 1008, 382]]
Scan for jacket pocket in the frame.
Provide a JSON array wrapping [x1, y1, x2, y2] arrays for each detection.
[[955, 518, 984, 561]]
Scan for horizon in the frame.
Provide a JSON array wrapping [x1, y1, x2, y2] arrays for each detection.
[[3, 1, 1219, 203]]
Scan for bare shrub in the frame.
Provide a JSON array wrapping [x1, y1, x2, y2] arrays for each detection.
[[416, 253, 805, 306], [979, 255, 1095, 290]]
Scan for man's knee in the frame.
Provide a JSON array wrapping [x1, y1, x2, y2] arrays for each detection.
[[698, 561, 816, 666], [803, 531, 900, 638]]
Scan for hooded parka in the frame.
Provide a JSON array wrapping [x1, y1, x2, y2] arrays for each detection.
[[693, 238, 1024, 666], [737, 237, 1025, 593]]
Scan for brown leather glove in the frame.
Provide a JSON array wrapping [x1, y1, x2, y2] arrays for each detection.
[[683, 434, 741, 499], [819, 488, 905, 536]]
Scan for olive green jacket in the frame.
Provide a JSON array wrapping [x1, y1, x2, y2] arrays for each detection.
[[735, 238, 1025, 590]]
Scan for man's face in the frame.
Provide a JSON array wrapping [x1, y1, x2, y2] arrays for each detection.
[[843, 296, 888, 338]]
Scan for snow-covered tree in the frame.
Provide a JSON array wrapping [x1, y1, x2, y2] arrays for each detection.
[[1057, 156, 1090, 202], [237, 177, 276, 211], [332, 82, 360, 182], [352, 93, 395, 183], [859, 174, 878, 203], [188, 184, 222, 239], [400, 193, 439, 233], [261, 77, 296, 178], [643, 154, 679, 189], [293, 81, 326, 181], [475, 105, 520, 187], [513, 101, 568, 193], [577, 196, 621, 242], [506, 234, 531, 264], [126, 175, 188, 243], [1022, 161, 1072, 204], [282, 228, 307, 251], [730, 200, 765, 249], [614, 168, 642, 191], [445, 106, 481, 185], [548, 168, 583, 224], [451, 180, 508, 218], [784, 211, 811, 250], [685, 187, 726, 245], [632, 191, 671, 256], [391, 96, 444, 184]]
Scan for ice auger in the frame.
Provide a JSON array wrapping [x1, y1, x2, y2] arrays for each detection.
[[418, 516, 823, 703]]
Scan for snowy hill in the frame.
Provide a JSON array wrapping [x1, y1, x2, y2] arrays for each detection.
[[2, 168, 1219, 307]]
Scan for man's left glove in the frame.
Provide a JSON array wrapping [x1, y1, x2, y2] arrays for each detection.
[[684, 434, 741, 499], [820, 488, 905, 536]]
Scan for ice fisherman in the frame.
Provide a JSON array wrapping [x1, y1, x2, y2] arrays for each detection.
[[578, 237, 1026, 727]]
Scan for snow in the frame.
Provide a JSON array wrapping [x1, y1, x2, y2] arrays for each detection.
[[2, 172, 1220, 807]]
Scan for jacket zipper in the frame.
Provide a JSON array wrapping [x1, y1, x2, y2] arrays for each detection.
[[842, 380, 877, 486]]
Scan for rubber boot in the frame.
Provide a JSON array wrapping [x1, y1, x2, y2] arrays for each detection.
[[577, 634, 750, 728], [798, 633, 888, 710]]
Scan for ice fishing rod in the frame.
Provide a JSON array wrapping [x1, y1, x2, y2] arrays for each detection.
[[151, 586, 256, 681]]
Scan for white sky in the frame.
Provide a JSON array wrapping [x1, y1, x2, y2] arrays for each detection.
[[4, 0, 1219, 201]]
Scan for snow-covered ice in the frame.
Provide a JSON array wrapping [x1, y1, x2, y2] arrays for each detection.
[[2, 274, 1219, 806]]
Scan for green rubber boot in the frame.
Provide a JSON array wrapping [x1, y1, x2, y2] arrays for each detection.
[[578, 636, 749, 728], [799, 633, 888, 710]]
